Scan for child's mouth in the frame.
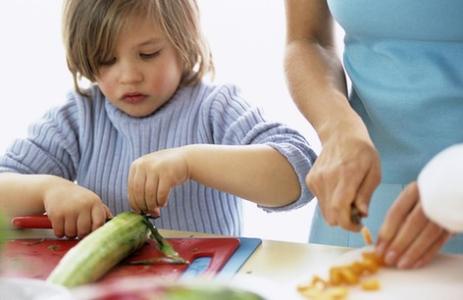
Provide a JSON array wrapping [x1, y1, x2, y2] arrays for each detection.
[[122, 93, 147, 104]]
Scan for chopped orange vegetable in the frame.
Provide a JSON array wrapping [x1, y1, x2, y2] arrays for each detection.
[[298, 232, 385, 300], [361, 278, 381, 291], [361, 226, 373, 245]]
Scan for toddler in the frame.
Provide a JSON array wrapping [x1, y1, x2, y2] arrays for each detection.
[[0, 0, 316, 238]]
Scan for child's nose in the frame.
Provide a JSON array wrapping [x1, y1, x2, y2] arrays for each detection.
[[118, 62, 143, 84]]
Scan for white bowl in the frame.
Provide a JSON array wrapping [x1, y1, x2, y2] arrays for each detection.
[[0, 277, 73, 300]]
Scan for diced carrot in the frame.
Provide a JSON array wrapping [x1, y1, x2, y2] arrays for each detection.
[[361, 226, 373, 245], [361, 278, 381, 291]]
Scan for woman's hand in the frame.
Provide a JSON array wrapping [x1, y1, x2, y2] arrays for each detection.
[[128, 147, 190, 215], [306, 129, 381, 231], [376, 182, 450, 269], [43, 178, 112, 239]]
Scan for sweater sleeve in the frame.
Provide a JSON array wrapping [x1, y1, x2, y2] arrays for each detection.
[[204, 84, 317, 212], [0, 93, 82, 180]]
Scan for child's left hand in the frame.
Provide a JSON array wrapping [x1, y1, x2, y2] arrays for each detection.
[[128, 147, 190, 215], [375, 182, 450, 269]]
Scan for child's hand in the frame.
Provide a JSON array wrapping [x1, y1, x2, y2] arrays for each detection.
[[128, 147, 190, 215], [375, 182, 450, 269], [43, 179, 112, 238]]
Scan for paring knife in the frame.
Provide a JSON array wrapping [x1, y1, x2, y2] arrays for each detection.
[[11, 215, 52, 229], [350, 204, 365, 226]]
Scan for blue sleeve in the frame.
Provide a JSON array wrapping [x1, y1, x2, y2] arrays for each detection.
[[204, 84, 316, 211], [0, 94, 82, 180]]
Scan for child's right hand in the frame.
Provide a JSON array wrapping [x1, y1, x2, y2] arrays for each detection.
[[43, 178, 112, 238], [128, 147, 190, 215]]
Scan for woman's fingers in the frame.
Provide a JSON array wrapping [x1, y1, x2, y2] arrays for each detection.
[[307, 143, 380, 231], [395, 221, 446, 268], [382, 200, 428, 266], [354, 161, 381, 216], [331, 175, 362, 231], [413, 233, 451, 269], [376, 182, 419, 255], [376, 182, 449, 269]]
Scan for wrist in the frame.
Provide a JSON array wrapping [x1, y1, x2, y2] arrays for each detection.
[[40, 175, 68, 206], [182, 144, 202, 181], [318, 112, 371, 145]]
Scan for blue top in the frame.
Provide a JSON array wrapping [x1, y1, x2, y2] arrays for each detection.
[[309, 1, 463, 251], [328, 0, 463, 183], [0, 82, 316, 236]]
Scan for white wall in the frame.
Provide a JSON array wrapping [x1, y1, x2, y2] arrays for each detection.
[[0, 1, 335, 242]]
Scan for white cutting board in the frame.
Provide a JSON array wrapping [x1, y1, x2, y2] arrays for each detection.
[[305, 246, 463, 300]]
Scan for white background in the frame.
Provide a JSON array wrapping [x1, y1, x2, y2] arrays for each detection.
[[0, 1, 345, 242]]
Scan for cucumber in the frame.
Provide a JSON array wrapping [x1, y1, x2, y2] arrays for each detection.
[[47, 212, 150, 287]]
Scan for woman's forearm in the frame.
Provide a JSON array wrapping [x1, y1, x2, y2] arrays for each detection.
[[284, 0, 366, 143], [185, 144, 300, 207]]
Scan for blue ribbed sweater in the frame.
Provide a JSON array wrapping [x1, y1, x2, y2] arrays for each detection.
[[0, 82, 316, 235]]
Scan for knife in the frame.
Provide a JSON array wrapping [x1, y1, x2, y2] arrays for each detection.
[[10, 213, 156, 229], [11, 215, 52, 229], [350, 204, 364, 226]]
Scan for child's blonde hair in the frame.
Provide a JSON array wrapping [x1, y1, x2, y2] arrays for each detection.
[[62, 0, 214, 95]]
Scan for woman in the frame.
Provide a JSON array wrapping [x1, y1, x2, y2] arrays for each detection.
[[284, 0, 463, 269]]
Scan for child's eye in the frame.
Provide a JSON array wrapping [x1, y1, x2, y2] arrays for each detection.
[[100, 57, 117, 66], [140, 51, 160, 59]]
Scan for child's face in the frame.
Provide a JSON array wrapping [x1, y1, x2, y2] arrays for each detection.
[[95, 16, 183, 118]]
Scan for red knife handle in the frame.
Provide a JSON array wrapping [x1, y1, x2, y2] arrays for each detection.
[[11, 215, 52, 229]]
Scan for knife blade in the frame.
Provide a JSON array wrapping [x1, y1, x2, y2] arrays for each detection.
[[350, 204, 364, 226]]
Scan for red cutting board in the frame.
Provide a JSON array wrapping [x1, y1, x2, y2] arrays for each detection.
[[2, 237, 240, 283]]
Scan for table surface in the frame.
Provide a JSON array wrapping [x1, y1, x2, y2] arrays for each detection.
[[7, 228, 350, 285], [8, 229, 463, 300]]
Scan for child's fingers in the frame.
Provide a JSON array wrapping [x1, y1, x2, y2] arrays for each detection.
[[103, 204, 113, 219], [50, 215, 65, 238], [156, 176, 172, 208], [134, 170, 147, 212], [127, 166, 137, 211], [76, 210, 92, 238], [377, 183, 419, 246], [64, 215, 78, 238], [91, 205, 106, 231], [145, 173, 159, 214], [129, 168, 148, 213]]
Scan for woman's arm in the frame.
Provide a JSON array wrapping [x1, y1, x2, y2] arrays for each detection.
[[284, 0, 353, 139], [284, 0, 381, 231]]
